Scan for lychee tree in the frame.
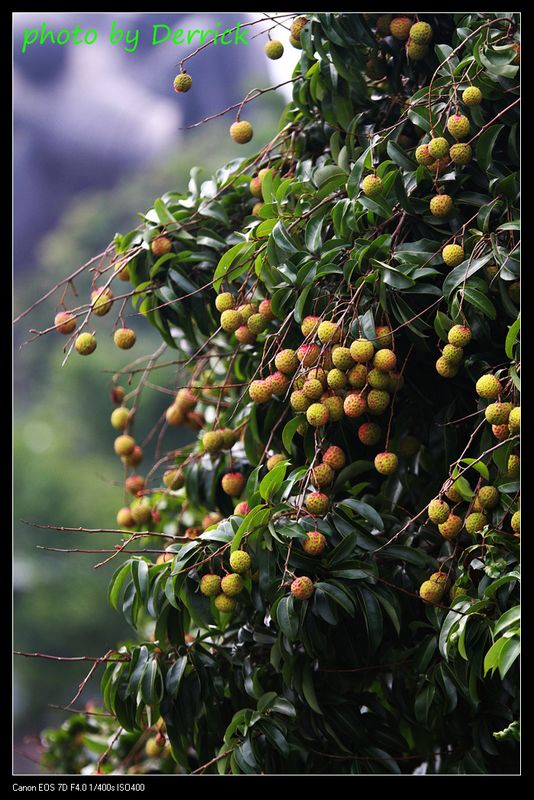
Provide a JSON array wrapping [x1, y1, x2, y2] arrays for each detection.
[[21, 12, 520, 775]]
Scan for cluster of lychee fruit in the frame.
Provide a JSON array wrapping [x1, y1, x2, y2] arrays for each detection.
[[436, 323, 472, 378], [164, 387, 205, 432], [216, 290, 275, 344], [199, 549, 252, 614]]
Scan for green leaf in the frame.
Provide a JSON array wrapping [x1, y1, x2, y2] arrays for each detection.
[[276, 596, 300, 641], [282, 416, 305, 454], [338, 498, 384, 531], [505, 316, 520, 359], [108, 560, 132, 611], [302, 662, 323, 714], [459, 459, 490, 481], [476, 125, 504, 173], [259, 461, 288, 501], [493, 606, 520, 636], [498, 637, 520, 679], [213, 242, 256, 292]]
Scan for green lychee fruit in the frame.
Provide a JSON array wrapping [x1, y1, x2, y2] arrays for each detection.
[[114, 328, 136, 350], [442, 244, 464, 267], [507, 454, 520, 479], [163, 468, 184, 490], [475, 374, 501, 400], [91, 287, 113, 316], [358, 422, 381, 446], [390, 16, 412, 40], [114, 434, 135, 456], [145, 736, 165, 758], [221, 573, 244, 596], [409, 21, 433, 44], [416, 144, 435, 166], [344, 392, 367, 418], [407, 40, 428, 61], [297, 344, 321, 367], [214, 594, 237, 613], [438, 514, 463, 539], [303, 379, 324, 400], [306, 366, 328, 387], [367, 368, 391, 389], [230, 120, 253, 144], [221, 473, 245, 497], [302, 531, 326, 556], [238, 302, 258, 322], [165, 404, 184, 427], [267, 371, 290, 396], [215, 292, 235, 312], [362, 175, 383, 197], [229, 550, 252, 573], [318, 320, 341, 344], [275, 349, 299, 375], [247, 313, 268, 334], [347, 364, 368, 388], [373, 348, 396, 372], [75, 332, 97, 355], [428, 138, 449, 159], [419, 579, 445, 604], [367, 389, 391, 415], [307, 403, 330, 427], [442, 344, 463, 364], [249, 176, 262, 197], [511, 511, 520, 533], [311, 462, 335, 488], [350, 338, 375, 363], [290, 575, 314, 600], [428, 498, 451, 524], [436, 357, 459, 378], [331, 346, 353, 370], [176, 388, 197, 411], [173, 73, 192, 93], [202, 430, 224, 453], [301, 316, 321, 337], [323, 445, 346, 471], [265, 39, 284, 59], [462, 86, 482, 106], [130, 499, 151, 525], [374, 451, 398, 475], [114, 258, 130, 282], [305, 492, 330, 515], [290, 390, 311, 412], [267, 454, 285, 471], [252, 202, 264, 216], [430, 195, 453, 217], [477, 486, 499, 509], [448, 325, 472, 347], [151, 236, 172, 257], [249, 380, 272, 404], [220, 309, 243, 332], [465, 512, 488, 535], [447, 114, 470, 140], [200, 574, 222, 597], [116, 507, 135, 528], [485, 402, 512, 425], [374, 326, 393, 349], [111, 407, 130, 430], [508, 407, 520, 433], [445, 484, 463, 503], [54, 311, 76, 334], [326, 369, 347, 390], [449, 143, 472, 165]]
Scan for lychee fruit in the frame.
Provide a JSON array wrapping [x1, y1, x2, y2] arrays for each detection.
[[125, 475, 145, 496], [465, 512, 488, 535], [407, 40, 428, 61], [511, 511, 520, 533], [441, 344, 463, 364], [430, 195, 453, 217], [332, 346, 353, 370], [367, 389, 391, 415], [151, 236, 172, 257], [507, 454, 520, 479], [485, 402, 512, 425], [247, 313, 268, 334], [200, 574, 222, 597], [202, 430, 224, 454], [344, 392, 367, 418], [374, 451, 398, 475], [301, 316, 321, 337], [310, 462, 335, 488], [114, 328, 136, 350], [230, 120, 253, 144], [215, 292, 235, 312], [236, 326, 255, 344], [202, 511, 223, 529], [163, 468, 184, 490], [229, 550, 251, 574], [220, 309, 243, 333], [75, 332, 97, 355], [249, 379, 272, 404], [145, 736, 165, 758], [326, 369, 347, 390], [114, 258, 130, 281], [116, 507, 135, 528], [390, 16, 412, 40], [176, 388, 197, 411], [321, 393, 344, 422], [347, 364, 368, 388], [508, 407, 520, 433], [448, 325, 472, 347], [275, 349, 299, 375], [373, 349, 396, 372], [475, 374, 501, 400], [267, 454, 285, 471], [323, 445, 346, 471], [477, 486, 499, 509], [429, 157, 451, 176], [90, 287, 113, 317], [114, 435, 136, 456], [374, 326, 393, 349], [303, 379, 324, 400], [111, 407, 130, 430], [428, 498, 451, 524], [252, 202, 264, 217], [214, 594, 237, 613], [173, 73, 192, 92], [442, 244, 464, 267], [265, 39, 284, 59], [305, 492, 330, 515], [492, 423, 509, 441], [221, 573, 244, 596], [165, 404, 184, 427], [234, 501, 250, 516], [111, 386, 125, 404], [259, 298, 274, 320], [419, 578, 445, 604], [358, 422, 381, 446], [436, 357, 459, 378], [447, 114, 470, 140], [289, 16, 308, 47], [428, 138, 449, 159], [362, 175, 383, 197], [290, 576, 314, 600], [249, 177, 262, 197], [302, 531, 326, 556], [221, 473, 245, 497], [449, 143, 472, 165], [438, 514, 463, 539], [415, 144, 435, 166], [297, 344, 321, 367], [54, 311, 76, 335], [445, 484, 463, 503], [267, 371, 290, 397], [409, 21, 433, 43], [185, 527, 202, 540], [318, 320, 341, 344], [307, 403, 330, 427], [130, 499, 151, 525], [462, 86, 482, 106], [350, 338, 375, 363]]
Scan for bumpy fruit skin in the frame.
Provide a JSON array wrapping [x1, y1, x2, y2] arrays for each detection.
[[367, 389, 390, 415], [247, 313, 268, 334], [442, 244, 464, 267], [447, 114, 470, 140], [117, 507, 135, 528], [305, 492, 330, 515], [145, 736, 165, 758], [436, 357, 459, 378], [290, 16, 307, 46], [151, 236, 172, 257], [374, 326, 393, 349], [163, 468, 184, 490], [229, 550, 252, 574], [75, 332, 97, 355], [302, 531, 326, 556], [125, 474, 145, 496], [297, 344, 321, 367], [415, 144, 435, 166], [429, 156, 450, 176], [419, 579, 445, 604], [311, 462, 335, 488], [462, 86, 482, 106], [236, 326, 255, 345], [234, 501, 250, 516], [390, 16, 412, 40], [329, 347, 351, 371], [214, 594, 237, 613], [221, 473, 245, 497], [114, 258, 130, 281], [267, 371, 289, 397], [361, 175, 383, 197], [91, 287, 113, 317], [215, 292, 235, 312], [477, 486, 500, 509], [428, 498, 451, 524], [476, 374, 501, 400], [442, 344, 463, 364], [165, 404, 184, 427], [114, 434, 135, 456], [449, 143, 472, 165], [320, 392, 344, 422], [203, 430, 224, 453], [301, 316, 320, 337], [358, 422, 381, 446], [267, 454, 285, 471], [407, 40, 428, 60], [438, 514, 463, 539], [428, 137, 449, 159], [114, 328, 136, 350], [307, 403, 330, 427], [347, 364, 368, 388], [373, 349, 396, 372], [318, 321, 341, 344], [238, 302, 257, 320], [275, 349, 298, 375], [221, 573, 244, 596], [303, 379, 324, 400], [54, 311, 76, 334], [265, 39, 284, 59], [448, 325, 472, 347], [430, 195, 453, 217], [398, 435, 420, 457], [507, 454, 520, 479], [200, 574, 222, 597], [511, 511, 520, 533], [220, 309, 243, 333], [290, 576, 314, 600], [374, 451, 398, 475], [111, 407, 130, 430], [350, 339, 375, 363], [230, 120, 253, 144], [508, 407, 520, 433], [465, 512, 488, 535], [492, 423, 509, 441], [130, 500, 151, 525], [409, 21, 433, 43], [290, 390, 311, 413], [367, 369, 390, 389], [173, 73, 192, 92], [323, 445, 346, 471], [325, 369, 345, 390], [249, 380, 272, 404], [344, 392, 367, 418], [485, 402, 511, 425], [445, 484, 463, 503], [258, 298, 274, 320]]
